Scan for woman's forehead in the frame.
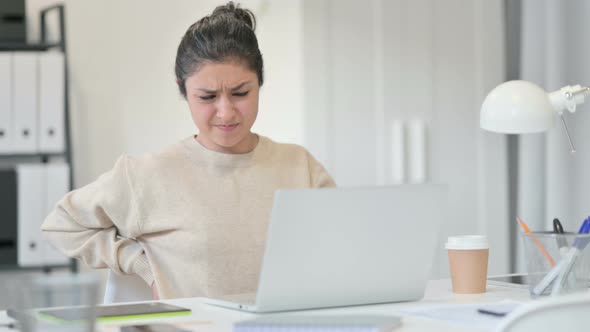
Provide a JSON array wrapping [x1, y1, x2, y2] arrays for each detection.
[[187, 61, 257, 87]]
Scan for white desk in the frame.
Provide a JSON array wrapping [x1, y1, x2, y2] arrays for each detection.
[[0, 279, 531, 332]]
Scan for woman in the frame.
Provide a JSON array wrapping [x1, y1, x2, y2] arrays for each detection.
[[42, 2, 335, 300]]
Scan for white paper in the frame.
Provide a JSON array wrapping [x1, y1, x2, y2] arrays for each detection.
[[399, 301, 522, 331]]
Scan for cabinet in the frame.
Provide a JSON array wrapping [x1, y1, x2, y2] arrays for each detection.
[[0, 5, 74, 271]]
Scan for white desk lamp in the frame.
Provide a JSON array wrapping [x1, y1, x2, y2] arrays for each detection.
[[480, 80, 590, 152]]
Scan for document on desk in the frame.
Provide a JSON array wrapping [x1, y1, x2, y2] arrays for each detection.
[[234, 315, 402, 332], [399, 301, 521, 330]]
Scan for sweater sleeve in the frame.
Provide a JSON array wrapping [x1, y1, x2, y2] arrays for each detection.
[[41, 155, 154, 286], [306, 151, 337, 188]]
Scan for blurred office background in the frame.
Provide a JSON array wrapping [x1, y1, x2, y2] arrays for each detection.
[[1, 0, 589, 308]]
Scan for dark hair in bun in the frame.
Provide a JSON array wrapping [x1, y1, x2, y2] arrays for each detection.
[[175, 1, 264, 98]]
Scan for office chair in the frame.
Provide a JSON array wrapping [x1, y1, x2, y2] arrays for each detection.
[[102, 270, 152, 304], [496, 291, 590, 332]]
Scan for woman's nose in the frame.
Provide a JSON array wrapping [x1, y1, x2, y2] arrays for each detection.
[[216, 95, 236, 120]]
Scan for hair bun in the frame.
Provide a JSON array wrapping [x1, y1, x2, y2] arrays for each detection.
[[211, 1, 256, 31]]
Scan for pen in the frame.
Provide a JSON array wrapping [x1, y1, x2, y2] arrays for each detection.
[[550, 218, 590, 295], [477, 308, 508, 317], [517, 217, 556, 267], [536, 218, 590, 296], [553, 218, 564, 234], [553, 218, 568, 252], [572, 218, 590, 249]]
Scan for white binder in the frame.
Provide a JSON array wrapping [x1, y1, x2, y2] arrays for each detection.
[[39, 52, 65, 153], [17, 164, 46, 267], [13, 52, 39, 153], [43, 163, 70, 265], [0, 53, 12, 153]]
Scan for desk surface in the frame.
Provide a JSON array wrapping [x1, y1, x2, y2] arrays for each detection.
[[0, 279, 531, 332]]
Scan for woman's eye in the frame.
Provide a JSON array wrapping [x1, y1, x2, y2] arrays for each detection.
[[233, 91, 249, 97], [199, 95, 216, 101]]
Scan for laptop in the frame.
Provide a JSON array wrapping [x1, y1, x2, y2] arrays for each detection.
[[204, 185, 447, 312]]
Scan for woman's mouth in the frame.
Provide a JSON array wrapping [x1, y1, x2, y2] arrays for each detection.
[[215, 123, 239, 132]]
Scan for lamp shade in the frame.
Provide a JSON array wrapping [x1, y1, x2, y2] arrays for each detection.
[[480, 80, 556, 133]]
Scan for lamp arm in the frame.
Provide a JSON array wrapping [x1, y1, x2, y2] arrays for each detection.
[[548, 85, 590, 114], [547, 85, 590, 154], [559, 115, 576, 154]]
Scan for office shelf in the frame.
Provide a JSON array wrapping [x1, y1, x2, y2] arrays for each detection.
[[0, 42, 60, 51], [0, 264, 71, 272], [0, 4, 76, 273], [0, 152, 66, 158]]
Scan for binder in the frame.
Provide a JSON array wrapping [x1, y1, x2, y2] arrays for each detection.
[[0, 53, 12, 153], [17, 163, 70, 266], [38, 52, 65, 153], [16, 164, 46, 267], [43, 162, 70, 265], [12, 52, 39, 153]]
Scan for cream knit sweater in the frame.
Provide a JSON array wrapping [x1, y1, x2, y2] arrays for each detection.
[[42, 135, 335, 299]]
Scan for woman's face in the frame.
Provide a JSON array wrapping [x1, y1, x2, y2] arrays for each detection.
[[185, 61, 260, 154]]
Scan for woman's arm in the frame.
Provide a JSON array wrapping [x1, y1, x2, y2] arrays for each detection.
[[306, 151, 336, 188], [41, 156, 154, 286]]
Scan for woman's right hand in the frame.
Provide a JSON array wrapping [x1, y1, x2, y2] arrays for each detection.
[[151, 281, 159, 300]]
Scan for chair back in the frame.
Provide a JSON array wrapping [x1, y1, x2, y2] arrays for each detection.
[[496, 292, 590, 332]]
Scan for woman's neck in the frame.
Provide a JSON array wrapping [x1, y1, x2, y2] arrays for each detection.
[[195, 133, 259, 154]]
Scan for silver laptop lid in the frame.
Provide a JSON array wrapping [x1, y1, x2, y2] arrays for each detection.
[[255, 185, 447, 312]]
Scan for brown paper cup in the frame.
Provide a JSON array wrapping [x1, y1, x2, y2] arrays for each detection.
[[448, 248, 489, 293], [446, 235, 489, 294]]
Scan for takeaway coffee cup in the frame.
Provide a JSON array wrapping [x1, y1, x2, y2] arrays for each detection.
[[446, 235, 489, 294]]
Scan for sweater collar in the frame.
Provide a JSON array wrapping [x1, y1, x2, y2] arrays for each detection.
[[181, 134, 268, 168]]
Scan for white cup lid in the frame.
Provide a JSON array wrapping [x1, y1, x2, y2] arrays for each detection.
[[445, 235, 489, 250]]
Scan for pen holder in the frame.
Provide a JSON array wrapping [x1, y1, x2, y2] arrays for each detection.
[[521, 232, 590, 297]]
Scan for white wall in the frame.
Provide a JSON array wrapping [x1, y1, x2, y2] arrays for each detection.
[[27, 0, 304, 187], [302, 0, 509, 277]]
